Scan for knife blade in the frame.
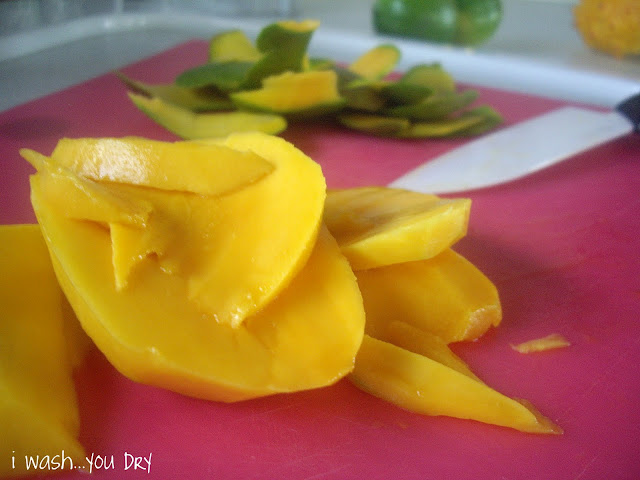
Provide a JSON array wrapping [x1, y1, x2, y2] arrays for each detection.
[[390, 93, 640, 194]]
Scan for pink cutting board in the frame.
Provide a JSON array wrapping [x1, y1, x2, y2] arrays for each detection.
[[1, 41, 640, 480]]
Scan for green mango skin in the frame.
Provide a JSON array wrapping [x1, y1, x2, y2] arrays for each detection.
[[385, 90, 479, 121], [116, 72, 233, 112], [176, 22, 318, 92], [127, 92, 287, 140], [122, 19, 503, 139], [244, 21, 319, 88], [338, 106, 502, 138], [400, 63, 456, 94], [175, 61, 255, 92]]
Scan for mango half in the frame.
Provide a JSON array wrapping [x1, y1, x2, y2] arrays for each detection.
[[23, 134, 365, 402]]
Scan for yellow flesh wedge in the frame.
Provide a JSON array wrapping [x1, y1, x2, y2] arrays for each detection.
[[356, 249, 502, 343], [350, 335, 562, 434], [325, 186, 471, 270], [49, 137, 275, 196]]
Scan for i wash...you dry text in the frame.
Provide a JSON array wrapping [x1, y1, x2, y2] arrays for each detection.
[[11, 450, 152, 473]]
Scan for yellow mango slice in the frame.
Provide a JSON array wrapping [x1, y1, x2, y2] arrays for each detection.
[[22, 151, 172, 290], [511, 334, 571, 354], [375, 320, 480, 381], [109, 221, 175, 290], [350, 335, 562, 434], [49, 137, 275, 196], [356, 249, 501, 343], [181, 132, 327, 326], [27, 133, 326, 327], [0, 225, 85, 476], [325, 186, 471, 270], [21, 148, 151, 227], [30, 168, 364, 400]]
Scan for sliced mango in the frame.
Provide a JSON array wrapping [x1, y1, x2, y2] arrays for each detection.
[[324, 187, 471, 270], [356, 248, 502, 343], [231, 70, 345, 117], [0, 225, 85, 476], [128, 92, 287, 139], [373, 320, 481, 381], [21, 148, 152, 227], [187, 132, 326, 326], [28, 133, 326, 329], [30, 177, 364, 400], [49, 136, 275, 196], [350, 335, 561, 434], [511, 334, 571, 354]]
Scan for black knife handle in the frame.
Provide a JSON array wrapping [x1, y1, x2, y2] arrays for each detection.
[[616, 92, 640, 132]]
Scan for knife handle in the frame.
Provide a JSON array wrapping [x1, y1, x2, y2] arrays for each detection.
[[616, 92, 640, 132]]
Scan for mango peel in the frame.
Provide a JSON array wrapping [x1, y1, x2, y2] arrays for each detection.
[[118, 19, 502, 139]]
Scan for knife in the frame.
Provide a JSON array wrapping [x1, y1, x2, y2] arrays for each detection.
[[390, 93, 640, 194]]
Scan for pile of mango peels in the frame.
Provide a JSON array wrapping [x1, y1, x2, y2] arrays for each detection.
[[2, 133, 561, 475], [118, 19, 502, 140]]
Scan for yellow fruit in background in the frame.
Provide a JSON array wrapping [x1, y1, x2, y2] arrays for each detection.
[[574, 0, 640, 57]]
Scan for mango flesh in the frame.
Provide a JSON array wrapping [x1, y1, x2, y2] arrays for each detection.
[[20, 148, 152, 228], [188, 133, 327, 326], [351, 335, 561, 434], [25, 133, 326, 328], [26, 133, 364, 401], [374, 320, 481, 381], [0, 225, 85, 476], [357, 248, 502, 343], [128, 92, 287, 139], [32, 188, 364, 400], [325, 187, 471, 270], [49, 136, 274, 196]]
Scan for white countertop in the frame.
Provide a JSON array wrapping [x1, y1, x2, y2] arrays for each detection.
[[1, 0, 638, 112]]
